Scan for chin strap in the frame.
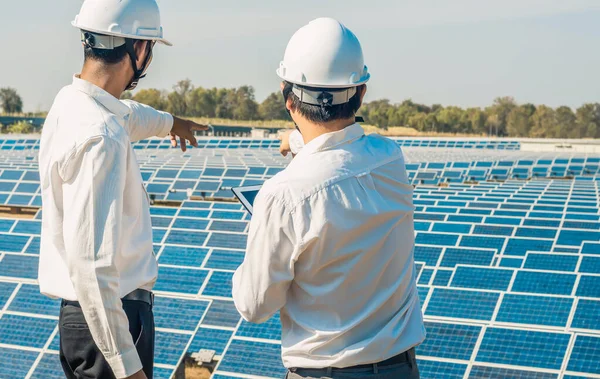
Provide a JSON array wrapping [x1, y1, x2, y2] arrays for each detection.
[[124, 39, 154, 91]]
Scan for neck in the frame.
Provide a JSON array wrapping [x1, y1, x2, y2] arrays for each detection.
[[80, 61, 128, 99], [296, 117, 356, 145]]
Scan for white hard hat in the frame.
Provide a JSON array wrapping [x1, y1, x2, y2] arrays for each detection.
[[72, 0, 172, 46], [277, 18, 369, 89]]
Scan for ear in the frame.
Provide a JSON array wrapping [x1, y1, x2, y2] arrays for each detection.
[[280, 82, 285, 91], [358, 84, 367, 107], [133, 40, 149, 67], [285, 96, 293, 112]]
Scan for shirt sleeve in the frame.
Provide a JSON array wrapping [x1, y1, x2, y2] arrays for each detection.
[[61, 136, 142, 378], [289, 129, 305, 155], [121, 100, 174, 142], [232, 191, 298, 323]]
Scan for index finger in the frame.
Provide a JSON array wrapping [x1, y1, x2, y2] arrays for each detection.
[[190, 123, 209, 131]]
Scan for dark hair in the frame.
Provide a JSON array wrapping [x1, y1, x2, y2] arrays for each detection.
[[283, 81, 363, 124], [84, 43, 129, 65]]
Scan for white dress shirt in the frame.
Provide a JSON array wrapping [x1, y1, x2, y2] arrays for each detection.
[[232, 123, 426, 369], [38, 76, 173, 378]]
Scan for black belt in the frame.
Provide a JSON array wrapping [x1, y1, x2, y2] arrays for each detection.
[[291, 348, 415, 373], [62, 289, 154, 307]]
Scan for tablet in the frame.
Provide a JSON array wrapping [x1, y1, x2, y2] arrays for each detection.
[[231, 185, 262, 215]]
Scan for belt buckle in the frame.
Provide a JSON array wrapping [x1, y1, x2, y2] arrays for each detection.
[[150, 292, 155, 306]]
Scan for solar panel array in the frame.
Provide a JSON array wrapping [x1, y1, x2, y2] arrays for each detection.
[[0, 138, 519, 151], [0, 137, 598, 379], [0, 144, 595, 206]]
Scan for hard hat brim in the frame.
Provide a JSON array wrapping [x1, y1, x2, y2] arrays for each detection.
[[276, 69, 370, 89], [72, 21, 173, 47]]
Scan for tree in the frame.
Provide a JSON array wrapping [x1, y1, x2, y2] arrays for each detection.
[[120, 91, 133, 100], [465, 108, 487, 135], [507, 104, 535, 137], [530, 105, 556, 138], [187, 87, 217, 118], [575, 103, 600, 138], [259, 92, 289, 120], [7, 121, 32, 134], [485, 96, 517, 136], [0, 88, 23, 114], [554, 106, 576, 138], [167, 79, 194, 116], [231, 86, 259, 120], [133, 89, 167, 111], [361, 99, 393, 129], [437, 106, 467, 133]]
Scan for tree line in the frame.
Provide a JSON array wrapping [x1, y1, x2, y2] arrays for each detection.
[[2, 82, 600, 138]]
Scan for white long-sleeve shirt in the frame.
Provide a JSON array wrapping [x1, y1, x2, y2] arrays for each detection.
[[232, 123, 426, 369], [38, 76, 173, 378]]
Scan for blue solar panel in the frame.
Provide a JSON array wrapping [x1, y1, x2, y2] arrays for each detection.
[[237, 313, 281, 341], [153, 297, 209, 331], [0, 347, 40, 378], [417, 322, 481, 360], [202, 300, 240, 328], [557, 230, 600, 246], [415, 233, 459, 246], [567, 335, 600, 375], [504, 238, 554, 256], [8, 284, 60, 317], [425, 288, 499, 320], [206, 232, 247, 250], [30, 353, 63, 379], [0, 281, 17, 308], [155, 267, 208, 294], [218, 340, 285, 377], [417, 360, 467, 379], [440, 247, 495, 268], [413, 246, 442, 266], [164, 229, 209, 246], [511, 271, 576, 295], [571, 299, 600, 331], [0, 314, 56, 348], [451, 267, 514, 291], [202, 271, 233, 298], [188, 327, 233, 355], [459, 235, 505, 251], [579, 256, 600, 274], [0, 254, 38, 279], [432, 269, 453, 286], [476, 327, 570, 369], [524, 253, 579, 272], [154, 331, 191, 366], [496, 294, 573, 327], [158, 245, 208, 267], [470, 366, 558, 378]]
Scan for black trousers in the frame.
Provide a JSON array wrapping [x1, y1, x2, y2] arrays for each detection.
[[59, 299, 155, 379]]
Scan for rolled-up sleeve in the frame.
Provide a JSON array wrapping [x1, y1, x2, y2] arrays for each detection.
[[121, 100, 173, 142], [232, 191, 298, 324], [289, 130, 305, 155], [61, 136, 141, 378]]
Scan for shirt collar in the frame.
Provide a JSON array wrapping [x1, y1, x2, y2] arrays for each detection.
[[296, 123, 365, 157], [71, 75, 131, 118]]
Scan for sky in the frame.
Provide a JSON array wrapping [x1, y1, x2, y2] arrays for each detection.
[[1, 0, 599, 112]]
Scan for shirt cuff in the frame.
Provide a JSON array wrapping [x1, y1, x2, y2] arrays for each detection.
[[157, 112, 174, 138], [105, 347, 143, 379], [289, 130, 305, 155]]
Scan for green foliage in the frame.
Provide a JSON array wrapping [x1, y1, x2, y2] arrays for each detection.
[[0, 87, 23, 114], [121, 79, 600, 138], [259, 92, 289, 121], [6, 121, 33, 134]]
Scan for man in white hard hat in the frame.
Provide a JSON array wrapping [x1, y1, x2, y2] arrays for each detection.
[[38, 1, 206, 378], [232, 18, 425, 379]]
